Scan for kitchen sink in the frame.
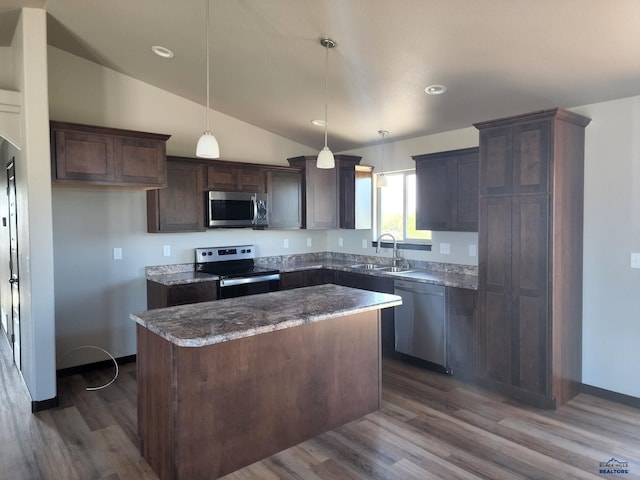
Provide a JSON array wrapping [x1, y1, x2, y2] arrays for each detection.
[[350, 263, 385, 270], [377, 266, 415, 273]]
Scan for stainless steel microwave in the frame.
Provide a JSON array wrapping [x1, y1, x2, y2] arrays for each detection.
[[207, 191, 268, 228]]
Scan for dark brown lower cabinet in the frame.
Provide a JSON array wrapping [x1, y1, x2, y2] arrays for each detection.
[[279, 269, 335, 290], [478, 194, 554, 407], [147, 280, 217, 309], [446, 287, 476, 374]]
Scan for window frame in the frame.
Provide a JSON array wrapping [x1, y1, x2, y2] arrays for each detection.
[[374, 169, 432, 250]]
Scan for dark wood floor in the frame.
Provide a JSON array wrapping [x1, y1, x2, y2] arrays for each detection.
[[1, 337, 639, 479]]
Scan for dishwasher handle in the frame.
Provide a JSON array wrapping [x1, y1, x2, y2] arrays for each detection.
[[394, 281, 445, 296]]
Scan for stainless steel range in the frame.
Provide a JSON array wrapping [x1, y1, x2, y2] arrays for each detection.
[[195, 245, 280, 299]]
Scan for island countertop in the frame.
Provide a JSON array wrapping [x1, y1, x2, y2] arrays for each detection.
[[131, 283, 401, 348]]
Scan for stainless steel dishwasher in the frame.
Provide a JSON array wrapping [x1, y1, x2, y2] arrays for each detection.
[[394, 280, 450, 373]]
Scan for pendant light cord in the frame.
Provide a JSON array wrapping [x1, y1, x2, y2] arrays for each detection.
[[323, 41, 329, 148], [205, 0, 210, 132]]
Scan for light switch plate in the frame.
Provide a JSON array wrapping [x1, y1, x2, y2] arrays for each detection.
[[631, 252, 640, 269], [439, 243, 450, 255], [113, 247, 122, 260], [283, 239, 289, 249], [362, 239, 368, 249], [306, 237, 312, 247], [338, 237, 344, 247], [469, 244, 477, 257], [163, 245, 171, 257]]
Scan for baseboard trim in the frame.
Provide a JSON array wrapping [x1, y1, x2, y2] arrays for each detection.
[[56, 354, 136, 378], [582, 383, 640, 409], [32, 396, 59, 413]]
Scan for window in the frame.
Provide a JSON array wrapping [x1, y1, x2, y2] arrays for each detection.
[[376, 170, 431, 242]]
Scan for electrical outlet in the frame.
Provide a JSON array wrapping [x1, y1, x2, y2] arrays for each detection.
[[283, 239, 289, 249], [338, 237, 344, 247], [631, 252, 640, 269], [468, 244, 477, 257], [439, 243, 450, 255], [113, 247, 122, 260], [362, 238, 368, 249], [163, 245, 171, 257], [306, 237, 312, 247]]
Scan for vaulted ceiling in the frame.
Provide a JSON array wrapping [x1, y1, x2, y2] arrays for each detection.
[[2, 0, 640, 151]]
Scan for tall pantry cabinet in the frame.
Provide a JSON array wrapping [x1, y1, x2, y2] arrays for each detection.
[[474, 108, 590, 409]]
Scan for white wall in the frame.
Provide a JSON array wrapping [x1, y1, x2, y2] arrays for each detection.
[[570, 98, 640, 398], [10, 8, 57, 403], [0, 47, 14, 90]]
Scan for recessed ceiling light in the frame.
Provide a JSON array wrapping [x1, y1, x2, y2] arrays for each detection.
[[311, 119, 327, 127], [151, 45, 174, 59], [425, 84, 447, 95]]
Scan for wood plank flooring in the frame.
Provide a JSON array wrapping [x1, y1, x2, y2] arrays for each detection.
[[1, 337, 638, 479]]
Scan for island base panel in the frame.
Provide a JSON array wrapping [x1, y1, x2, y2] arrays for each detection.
[[137, 310, 382, 479]]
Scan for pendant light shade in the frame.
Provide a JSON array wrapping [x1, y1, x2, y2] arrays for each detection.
[[377, 130, 389, 187], [196, 131, 220, 158], [317, 146, 335, 169], [196, 0, 220, 158], [317, 38, 336, 169]]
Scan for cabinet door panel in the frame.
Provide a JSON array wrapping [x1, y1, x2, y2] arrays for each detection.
[[480, 127, 512, 195], [513, 120, 550, 194], [267, 170, 301, 229], [117, 138, 166, 186], [148, 161, 205, 232], [238, 168, 265, 192], [452, 154, 479, 231], [207, 165, 237, 190], [306, 165, 338, 229], [478, 197, 512, 383], [55, 130, 115, 182], [416, 157, 450, 230], [512, 195, 549, 394], [447, 288, 476, 372]]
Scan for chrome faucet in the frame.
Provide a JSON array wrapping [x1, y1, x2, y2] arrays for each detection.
[[375, 233, 400, 266]]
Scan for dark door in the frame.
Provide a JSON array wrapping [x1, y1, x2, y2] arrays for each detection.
[[6, 160, 20, 368]]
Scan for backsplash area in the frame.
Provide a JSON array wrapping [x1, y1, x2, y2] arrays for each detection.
[[146, 251, 478, 277]]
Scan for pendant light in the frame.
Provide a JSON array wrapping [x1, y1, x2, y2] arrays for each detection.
[[317, 37, 336, 169], [196, 0, 220, 158], [377, 130, 389, 187]]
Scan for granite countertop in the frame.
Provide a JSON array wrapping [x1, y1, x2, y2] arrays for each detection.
[[146, 271, 218, 286], [131, 284, 402, 347], [276, 259, 478, 290], [146, 257, 478, 290]]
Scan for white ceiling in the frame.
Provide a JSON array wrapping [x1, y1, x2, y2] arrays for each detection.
[[2, 0, 640, 151]]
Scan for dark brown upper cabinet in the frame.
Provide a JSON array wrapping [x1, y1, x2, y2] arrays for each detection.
[[413, 147, 479, 232], [266, 168, 302, 229], [478, 119, 551, 196], [50, 121, 170, 189], [339, 162, 373, 230], [147, 157, 206, 233], [207, 161, 265, 192], [287, 154, 372, 230]]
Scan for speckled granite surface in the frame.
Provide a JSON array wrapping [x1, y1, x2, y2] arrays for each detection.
[[255, 253, 478, 290], [146, 271, 218, 286], [131, 284, 401, 347], [146, 252, 478, 290]]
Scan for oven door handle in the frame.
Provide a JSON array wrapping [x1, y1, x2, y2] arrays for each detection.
[[220, 274, 280, 287]]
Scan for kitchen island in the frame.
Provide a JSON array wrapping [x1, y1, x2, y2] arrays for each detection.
[[131, 283, 401, 480]]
